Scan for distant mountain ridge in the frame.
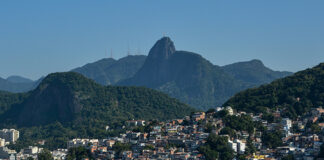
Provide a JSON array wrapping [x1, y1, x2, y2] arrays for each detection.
[[222, 59, 292, 85], [0, 76, 37, 93], [6, 76, 33, 83], [118, 37, 292, 110], [0, 37, 292, 110], [72, 55, 146, 85]]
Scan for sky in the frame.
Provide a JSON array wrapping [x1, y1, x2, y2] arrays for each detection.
[[0, 0, 323, 80]]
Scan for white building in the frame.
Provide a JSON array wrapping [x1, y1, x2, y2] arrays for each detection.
[[52, 149, 68, 160], [225, 106, 234, 115], [0, 129, 19, 143], [23, 146, 41, 155], [215, 107, 224, 112], [282, 118, 292, 129], [228, 140, 237, 152], [126, 120, 146, 126], [235, 139, 246, 154], [0, 147, 16, 159], [229, 139, 246, 154], [67, 139, 99, 148], [0, 138, 5, 147], [282, 118, 292, 136]]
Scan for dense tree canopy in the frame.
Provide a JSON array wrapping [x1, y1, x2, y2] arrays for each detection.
[[224, 63, 324, 118], [0, 72, 195, 150], [199, 134, 234, 160]]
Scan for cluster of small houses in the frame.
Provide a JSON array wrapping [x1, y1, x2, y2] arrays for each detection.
[[0, 106, 323, 160]]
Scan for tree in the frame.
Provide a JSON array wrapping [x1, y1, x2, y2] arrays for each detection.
[[112, 142, 132, 156], [199, 145, 218, 160], [245, 138, 256, 155], [219, 127, 236, 138], [204, 123, 214, 133], [143, 144, 155, 150], [66, 147, 94, 160], [199, 134, 234, 160], [310, 123, 321, 134], [206, 108, 216, 114], [318, 143, 324, 158], [214, 110, 228, 118], [37, 149, 53, 160], [282, 154, 294, 160], [261, 130, 283, 149]]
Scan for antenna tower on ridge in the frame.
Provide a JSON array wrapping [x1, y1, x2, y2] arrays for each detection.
[[110, 48, 113, 59]]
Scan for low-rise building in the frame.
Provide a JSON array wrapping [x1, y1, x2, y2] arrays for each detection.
[[0, 129, 19, 143]]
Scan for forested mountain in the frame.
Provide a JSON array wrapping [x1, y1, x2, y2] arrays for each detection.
[[1, 72, 194, 126], [72, 55, 146, 85], [222, 59, 292, 85], [0, 38, 291, 110], [118, 37, 291, 110], [0, 55, 146, 93], [0, 91, 26, 115], [0, 72, 194, 149], [224, 63, 324, 118]]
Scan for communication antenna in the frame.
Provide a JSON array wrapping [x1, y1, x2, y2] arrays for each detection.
[[105, 48, 107, 57], [110, 48, 113, 59], [127, 43, 130, 56], [137, 47, 141, 55]]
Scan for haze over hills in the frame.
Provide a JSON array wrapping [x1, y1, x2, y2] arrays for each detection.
[[118, 37, 292, 110], [72, 55, 146, 85], [0, 76, 36, 93], [0, 37, 292, 110], [6, 76, 34, 84], [224, 62, 324, 119], [0, 55, 147, 93], [221, 59, 292, 85]]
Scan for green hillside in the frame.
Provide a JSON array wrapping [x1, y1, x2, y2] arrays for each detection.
[[0, 72, 194, 149], [224, 63, 324, 118]]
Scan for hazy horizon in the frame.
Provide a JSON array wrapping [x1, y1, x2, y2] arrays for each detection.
[[1, 0, 323, 80]]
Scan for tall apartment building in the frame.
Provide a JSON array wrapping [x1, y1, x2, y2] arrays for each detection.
[[0, 129, 19, 143], [0, 138, 5, 147]]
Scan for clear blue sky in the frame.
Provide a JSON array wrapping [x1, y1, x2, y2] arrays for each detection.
[[1, 0, 323, 80]]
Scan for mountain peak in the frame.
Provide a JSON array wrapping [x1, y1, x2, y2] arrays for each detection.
[[148, 37, 176, 60], [6, 75, 33, 83], [248, 59, 264, 66]]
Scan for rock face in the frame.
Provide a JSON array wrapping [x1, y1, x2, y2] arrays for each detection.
[[148, 37, 176, 60], [122, 37, 178, 88], [118, 37, 246, 110], [3, 73, 84, 126]]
